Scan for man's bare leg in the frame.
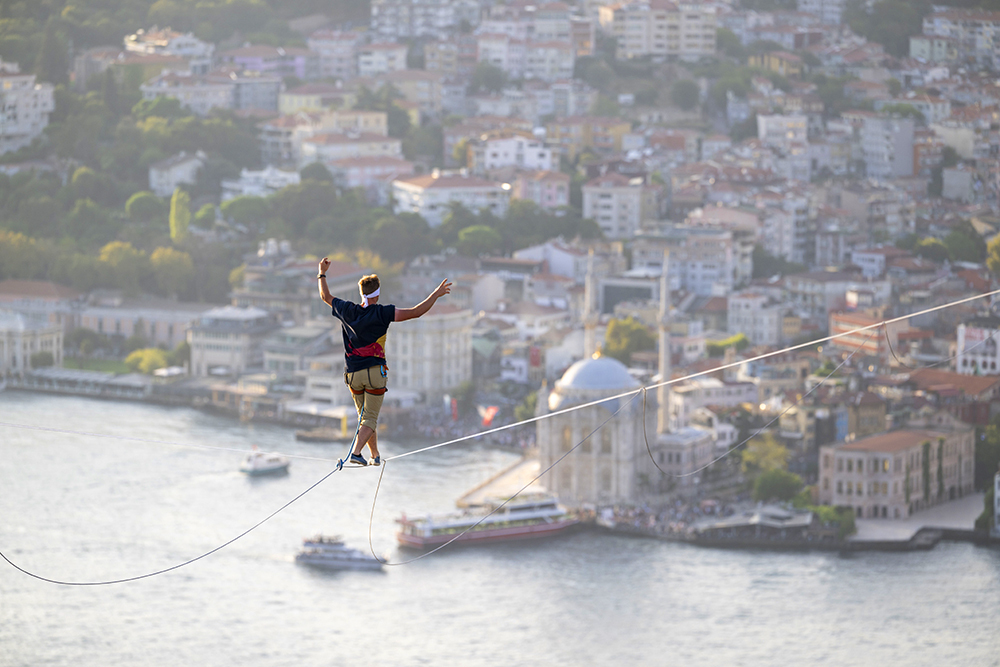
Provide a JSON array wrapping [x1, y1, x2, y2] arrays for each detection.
[[352, 425, 375, 457]]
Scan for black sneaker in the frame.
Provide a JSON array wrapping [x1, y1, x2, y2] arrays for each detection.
[[349, 453, 368, 466]]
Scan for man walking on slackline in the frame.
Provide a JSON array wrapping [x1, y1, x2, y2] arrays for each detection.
[[317, 257, 451, 468]]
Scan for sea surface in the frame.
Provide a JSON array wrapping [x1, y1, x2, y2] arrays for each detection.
[[1, 392, 999, 667]]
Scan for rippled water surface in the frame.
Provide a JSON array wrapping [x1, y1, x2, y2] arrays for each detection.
[[2, 392, 999, 667]]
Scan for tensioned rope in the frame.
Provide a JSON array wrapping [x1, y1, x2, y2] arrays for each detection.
[[382, 286, 1000, 463], [364, 326, 878, 564], [642, 327, 878, 480], [3, 287, 998, 466], [0, 465, 346, 586], [367, 391, 643, 566], [2, 288, 999, 583], [883, 322, 998, 371]]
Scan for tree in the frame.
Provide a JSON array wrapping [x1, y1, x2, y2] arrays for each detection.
[[706, 333, 750, 357], [35, 19, 68, 86], [845, 0, 932, 58], [752, 244, 805, 278], [126, 191, 168, 221], [469, 62, 507, 94], [193, 203, 216, 228], [300, 162, 333, 182], [30, 351, 54, 369], [99, 241, 148, 294], [591, 95, 620, 116], [878, 102, 925, 123], [976, 423, 1000, 490], [716, 28, 745, 60], [456, 224, 502, 257], [603, 317, 655, 365], [220, 195, 270, 227], [125, 348, 170, 374], [360, 214, 434, 263], [946, 219, 986, 263], [169, 188, 191, 243], [975, 485, 995, 532], [150, 246, 194, 298], [131, 95, 189, 121], [914, 237, 950, 263], [670, 80, 700, 111], [741, 433, 789, 475], [752, 469, 803, 502]]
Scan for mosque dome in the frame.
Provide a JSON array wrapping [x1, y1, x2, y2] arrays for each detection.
[[548, 355, 639, 412]]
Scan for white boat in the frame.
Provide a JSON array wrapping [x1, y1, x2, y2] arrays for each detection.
[[396, 493, 579, 550], [294, 535, 383, 571], [239, 447, 290, 475]]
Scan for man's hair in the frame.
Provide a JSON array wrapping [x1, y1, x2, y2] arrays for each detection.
[[359, 274, 380, 295]]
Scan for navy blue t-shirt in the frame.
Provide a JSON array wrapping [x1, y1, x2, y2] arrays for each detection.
[[330, 297, 396, 373]]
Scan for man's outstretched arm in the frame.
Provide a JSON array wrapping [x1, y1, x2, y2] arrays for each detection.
[[318, 257, 334, 307], [395, 279, 452, 322]]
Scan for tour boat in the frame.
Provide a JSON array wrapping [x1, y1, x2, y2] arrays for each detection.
[[294, 535, 383, 571], [396, 494, 579, 550], [239, 447, 290, 476]]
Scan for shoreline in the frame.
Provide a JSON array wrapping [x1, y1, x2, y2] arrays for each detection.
[[587, 521, 1000, 553]]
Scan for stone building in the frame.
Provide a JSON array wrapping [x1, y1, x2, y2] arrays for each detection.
[[817, 411, 975, 519]]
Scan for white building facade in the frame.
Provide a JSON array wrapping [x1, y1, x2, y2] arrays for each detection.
[[383, 304, 473, 402], [0, 62, 55, 155], [392, 172, 510, 227]]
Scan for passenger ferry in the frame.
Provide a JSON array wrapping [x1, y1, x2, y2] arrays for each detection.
[[294, 535, 383, 571], [396, 494, 578, 549], [239, 447, 290, 476]]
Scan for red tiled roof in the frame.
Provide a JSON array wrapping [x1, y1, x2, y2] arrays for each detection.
[[0, 280, 82, 300], [839, 429, 951, 453], [909, 368, 1000, 397]]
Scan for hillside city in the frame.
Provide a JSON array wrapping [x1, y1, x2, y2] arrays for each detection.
[[1, 0, 999, 540]]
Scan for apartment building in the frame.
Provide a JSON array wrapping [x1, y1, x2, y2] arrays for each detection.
[[187, 306, 280, 377], [393, 172, 510, 227], [357, 43, 409, 77], [598, 0, 716, 61], [139, 71, 234, 116], [384, 303, 474, 402], [370, 0, 481, 39], [513, 170, 571, 210], [727, 291, 787, 347], [306, 30, 362, 80], [582, 174, 661, 239], [922, 8, 1000, 68], [259, 110, 388, 166], [298, 132, 403, 168], [861, 115, 915, 181], [467, 131, 555, 175]]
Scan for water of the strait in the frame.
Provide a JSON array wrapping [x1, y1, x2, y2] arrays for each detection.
[[1, 392, 998, 667]]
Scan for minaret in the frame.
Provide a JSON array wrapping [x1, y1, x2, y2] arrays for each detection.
[[658, 248, 672, 434], [583, 248, 598, 359]]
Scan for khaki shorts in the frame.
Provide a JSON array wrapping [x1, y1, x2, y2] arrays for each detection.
[[345, 364, 387, 431]]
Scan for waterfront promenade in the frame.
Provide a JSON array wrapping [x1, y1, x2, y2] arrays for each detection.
[[850, 492, 986, 542]]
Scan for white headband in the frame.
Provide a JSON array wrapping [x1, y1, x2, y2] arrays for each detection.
[[360, 286, 379, 306]]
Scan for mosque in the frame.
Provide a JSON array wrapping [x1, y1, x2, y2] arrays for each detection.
[[536, 251, 712, 506]]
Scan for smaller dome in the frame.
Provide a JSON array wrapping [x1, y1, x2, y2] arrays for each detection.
[[555, 356, 639, 392]]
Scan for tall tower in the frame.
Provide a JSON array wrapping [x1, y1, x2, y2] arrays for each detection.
[[658, 249, 671, 434], [583, 248, 599, 359]]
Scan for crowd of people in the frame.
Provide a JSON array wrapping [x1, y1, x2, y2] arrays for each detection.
[[597, 499, 739, 537]]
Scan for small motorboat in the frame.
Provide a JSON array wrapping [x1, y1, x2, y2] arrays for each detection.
[[239, 446, 290, 476], [294, 535, 383, 571]]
